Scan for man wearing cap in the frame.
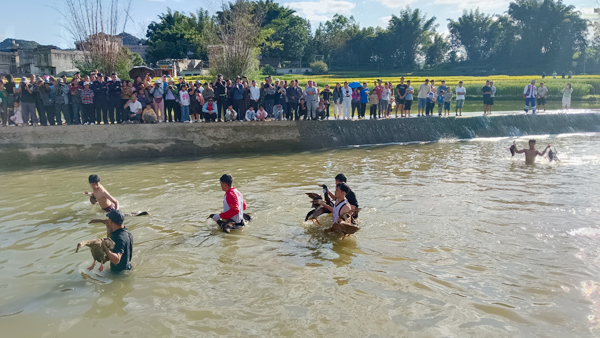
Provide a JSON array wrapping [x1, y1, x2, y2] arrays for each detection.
[[92, 74, 109, 124], [211, 174, 247, 233], [18, 76, 39, 126], [52, 77, 71, 125], [107, 73, 123, 124], [101, 210, 133, 272]]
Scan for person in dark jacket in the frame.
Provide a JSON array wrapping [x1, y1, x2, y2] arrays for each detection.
[[91, 74, 109, 124], [107, 73, 122, 124]]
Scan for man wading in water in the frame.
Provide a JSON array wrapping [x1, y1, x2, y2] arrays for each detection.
[[212, 174, 247, 233], [85, 175, 119, 212], [514, 139, 550, 164]]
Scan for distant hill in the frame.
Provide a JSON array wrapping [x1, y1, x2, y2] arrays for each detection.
[[118, 32, 145, 46], [0, 38, 40, 50]]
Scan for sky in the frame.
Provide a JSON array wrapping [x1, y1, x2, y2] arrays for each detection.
[[2, 0, 598, 49]]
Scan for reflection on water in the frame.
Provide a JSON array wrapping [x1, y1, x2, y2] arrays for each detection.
[[1, 133, 600, 336]]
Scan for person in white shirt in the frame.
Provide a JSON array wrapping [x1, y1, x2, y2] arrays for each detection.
[[562, 83, 573, 110], [245, 106, 256, 121], [381, 83, 391, 118], [523, 80, 537, 114], [225, 105, 237, 122], [123, 92, 143, 123], [179, 84, 191, 122], [249, 80, 260, 111], [537, 82, 548, 112], [455, 81, 466, 116], [341, 82, 352, 120]]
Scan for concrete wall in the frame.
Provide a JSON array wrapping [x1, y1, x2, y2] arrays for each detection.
[[1, 113, 600, 166]]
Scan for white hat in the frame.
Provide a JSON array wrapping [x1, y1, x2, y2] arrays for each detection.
[[21, 77, 29, 83], [154, 79, 162, 84], [84, 82, 90, 86]]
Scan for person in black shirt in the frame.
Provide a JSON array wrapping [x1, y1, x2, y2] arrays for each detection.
[[212, 75, 227, 122], [91, 74, 109, 124], [325, 173, 359, 210], [395, 77, 408, 118], [482, 80, 492, 116], [320, 84, 332, 119], [101, 210, 133, 272], [107, 73, 122, 124]]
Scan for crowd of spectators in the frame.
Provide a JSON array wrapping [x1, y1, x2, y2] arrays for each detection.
[[0, 72, 577, 126]]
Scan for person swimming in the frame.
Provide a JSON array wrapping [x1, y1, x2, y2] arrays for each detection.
[[85, 175, 119, 212], [513, 139, 550, 164]]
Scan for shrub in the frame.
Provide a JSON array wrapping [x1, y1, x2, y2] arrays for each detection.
[[310, 61, 328, 75], [262, 64, 277, 76]]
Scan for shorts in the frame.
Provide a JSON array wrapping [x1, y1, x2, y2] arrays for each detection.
[[418, 98, 427, 109], [456, 99, 465, 109], [103, 205, 116, 212], [404, 100, 413, 110], [490, 97, 494, 105], [396, 97, 404, 105], [444, 102, 450, 110], [483, 97, 492, 105], [538, 97, 546, 105]]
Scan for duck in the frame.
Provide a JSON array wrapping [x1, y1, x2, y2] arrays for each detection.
[[208, 213, 252, 233], [75, 237, 115, 272], [324, 208, 362, 239], [305, 185, 333, 225]]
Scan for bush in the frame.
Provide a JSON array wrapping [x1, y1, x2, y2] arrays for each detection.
[[310, 61, 328, 75], [262, 64, 277, 76]]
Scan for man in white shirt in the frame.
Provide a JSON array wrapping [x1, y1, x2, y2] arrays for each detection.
[[455, 81, 466, 116], [537, 82, 548, 112], [250, 80, 260, 111], [341, 82, 352, 120], [417, 79, 430, 117], [305, 81, 318, 120], [523, 80, 537, 114], [123, 92, 143, 123]]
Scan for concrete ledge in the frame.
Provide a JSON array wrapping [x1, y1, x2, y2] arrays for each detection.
[[1, 114, 600, 165]]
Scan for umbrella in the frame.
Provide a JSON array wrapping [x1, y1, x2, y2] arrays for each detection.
[[129, 66, 154, 80], [348, 81, 362, 89]]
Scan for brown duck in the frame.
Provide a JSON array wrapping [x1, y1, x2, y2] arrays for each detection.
[[208, 213, 253, 233], [305, 185, 333, 225], [76, 237, 115, 272], [325, 208, 361, 239]]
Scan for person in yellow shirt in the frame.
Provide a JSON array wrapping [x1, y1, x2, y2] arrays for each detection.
[[369, 91, 379, 120], [142, 103, 157, 123]]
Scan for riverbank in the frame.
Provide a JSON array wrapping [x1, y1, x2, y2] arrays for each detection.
[[2, 111, 600, 165]]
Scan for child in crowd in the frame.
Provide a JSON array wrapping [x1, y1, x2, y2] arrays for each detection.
[[315, 100, 326, 120], [142, 103, 157, 123], [137, 83, 147, 108], [190, 90, 204, 122], [369, 90, 378, 119], [179, 84, 190, 123], [443, 87, 453, 116], [81, 82, 95, 125], [404, 80, 414, 118], [273, 103, 284, 121], [256, 105, 268, 121], [426, 91, 435, 116], [225, 105, 237, 122], [245, 106, 256, 121], [298, 98, 307, 120], [9, 101, 23, 126], [437, 90, 445, 116]]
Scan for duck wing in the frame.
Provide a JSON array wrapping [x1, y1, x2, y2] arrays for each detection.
[[243, 213, 252, 222], [306, 193, 322, 200]]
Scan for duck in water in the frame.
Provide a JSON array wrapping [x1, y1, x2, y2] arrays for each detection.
[[76, 237, 115, 272]]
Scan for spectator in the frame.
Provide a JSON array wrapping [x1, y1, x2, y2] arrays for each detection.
[[381, 83, 391, 119], [297, 98, 307, 120], [123, 92, 142, 123], [395, 77, 407, 118], [320, 84, 331, 119], [417, 79, 430, 117], [443, 86, 453, 116], [562, 83, 572, 110], [10, 101, 23, 126], [225, 104, 237, 122], [107, 73, 122, 123], [142, 103, 157, 123], [190, 89, 203, 123], [305, 80, 318, 120], [404, 80, 414, 118], [137, 83, 148, 108], [264, 77, 276, 115], [0, 81, 6, 126], [5, 75, 16, 117], [19, 76, 39, 126], [523, 80, 537, 114], [245, 106, 256, 121], [332, 83, 343, 120], [81, 82, 94, 125], [455, 81, 466, 116], [164, 80, 178, 122], [69, 80, 82, 124], [537, 82, 548, 112], [53, 78, 71, 125], [179, 83, 190, 123], [369, 89, 379, 120], [359, 83, 369, 119], [250, 80, 260, 113], [351, 87, 360, 119], [341, 82, 352, 121], [429, 80, 437, 116], [121, 81, 133, 122], [273, 103, 284, 121], [316, 100, 327, 120], [39, 81, 56, 125], [482, 80, 492, 115], [375, 79, 384, 118], [425, 90, 434, 116], [489, 81, 496, 114], [233, 77, 245, 120], [256, 105, 268, 121], [277, 81, 287, 118], [286, 80, 300, 121], [202, 82, 214, 102], [243, 80, 251, 121], [203, 97, 217, 122], [91, 73, 108, 124], [437, 90, 444, 116]]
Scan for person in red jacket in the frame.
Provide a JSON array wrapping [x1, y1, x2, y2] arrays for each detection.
[[212, 174, 247, 233]]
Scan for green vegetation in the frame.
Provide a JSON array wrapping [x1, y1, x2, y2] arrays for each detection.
[[309, 61, 328, 75]]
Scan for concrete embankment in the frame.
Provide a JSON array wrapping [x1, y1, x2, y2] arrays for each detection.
[[1, 113, 600, 165]]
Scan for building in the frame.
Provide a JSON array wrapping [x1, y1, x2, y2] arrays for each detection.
[[124, 44, 148, 62], [34, 47, 85, 76], [275, 67, 312, 75], [155, 58, 206, 77]]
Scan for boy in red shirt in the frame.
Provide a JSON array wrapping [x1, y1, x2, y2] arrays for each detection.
[[212, 174, 247, 233]]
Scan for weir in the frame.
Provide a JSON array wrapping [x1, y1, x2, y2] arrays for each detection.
[[1, 113, 600, 165]]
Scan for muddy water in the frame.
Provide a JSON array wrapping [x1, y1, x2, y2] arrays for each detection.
[[1, 133, 600, 337]]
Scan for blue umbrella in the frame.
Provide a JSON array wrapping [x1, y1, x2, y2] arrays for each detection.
[[348, 82, 362, 89]]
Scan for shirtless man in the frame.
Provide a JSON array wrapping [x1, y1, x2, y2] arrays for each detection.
[[515, 139, 550, 165], [85, 175, 119, 212], [320, 183, 352, 224]]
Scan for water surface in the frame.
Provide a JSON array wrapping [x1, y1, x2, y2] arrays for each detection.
[[1, 133, 600, 337]]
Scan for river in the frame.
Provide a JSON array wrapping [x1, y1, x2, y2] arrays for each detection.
[[1, 132, 600, 337]]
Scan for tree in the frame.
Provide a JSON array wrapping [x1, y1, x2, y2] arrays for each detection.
[[447, 9, 497, 64], [213, 0, 263, 78], [309, 60, 328, 74], [146, 8, 215, 64], [385, 7, 437, 70], [425, 34, 449, 68]]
